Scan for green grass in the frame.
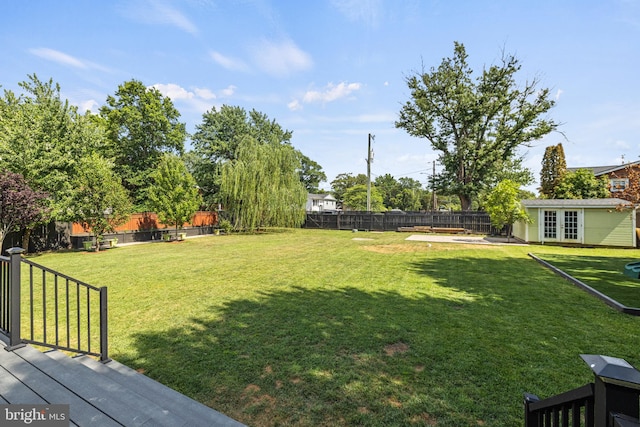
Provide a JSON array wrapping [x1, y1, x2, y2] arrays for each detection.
[[533, 250, 640, 308], [25, 230, 640, 426]]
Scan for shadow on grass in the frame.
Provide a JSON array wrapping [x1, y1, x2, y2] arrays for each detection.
[[115, 253, 637, 427], [534, 253, 640, 308]]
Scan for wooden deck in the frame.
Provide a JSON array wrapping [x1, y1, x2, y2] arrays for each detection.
[[0, 336, 244, 426]]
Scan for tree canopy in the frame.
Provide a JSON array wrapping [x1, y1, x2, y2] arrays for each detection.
[[539, 143, 567, 198], [191, 105, 324, 206], [483, 179, 530, 240], [220, 137, 306, 231], [554, 169, 609, 199], [396, 42, 558, 210], [342, 184, 385, 212], [0, 170, 49, 248], [100, 80, 186, 209], [148, 154, 202, 237], [69, 153, 132, 250]]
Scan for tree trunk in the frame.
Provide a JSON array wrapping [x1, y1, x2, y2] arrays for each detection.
[[459, 194, 473, 211], [22, 227, 33, 254]]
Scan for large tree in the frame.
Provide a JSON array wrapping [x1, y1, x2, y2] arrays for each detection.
[[396, 42, 558, 210], [219, 137, 306, 231], [0, 75, 107, 248], [100, 80, 186, 209], [192, 105, 325, 205], [147, 154, 202, 238], [342, 184, 385, 212], [539, 143, 567, 198], [554, 169, 609, 199], [0, 170, 49, 249], [330, 173, 368, 207]]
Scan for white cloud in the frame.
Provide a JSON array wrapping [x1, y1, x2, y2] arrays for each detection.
[[194, 87, 216, 100], [219, 85, 236, 97], [209, 51, 249, 72], [330, 0, 382, 27], [302, 82, 362, 104], [151, 83, 194, 100], [29, 48, 87, 68], [78, 99, 100, 113], [288, 99, 302, 111], [124, 1, 198, 34], [555, 89, 563, 100], [250, 38, 313, 77]]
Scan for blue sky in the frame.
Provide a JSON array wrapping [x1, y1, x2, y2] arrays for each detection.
[[2, 0, 639, 192]]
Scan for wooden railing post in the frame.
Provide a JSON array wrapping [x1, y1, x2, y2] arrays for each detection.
[[581, 354, 640, 425], [523, 393, 540, 427], [6, 247, 25, 350]]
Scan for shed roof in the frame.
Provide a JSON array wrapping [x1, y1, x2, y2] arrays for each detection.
[[521, 198, 633, 208]]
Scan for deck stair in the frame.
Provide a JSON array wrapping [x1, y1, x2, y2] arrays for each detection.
[[0, 338, 244, 426]]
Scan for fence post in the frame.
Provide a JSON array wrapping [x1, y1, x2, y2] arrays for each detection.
[[581, 354, 640, 425], [523, 393, 540, 427], [99, 287, 110, 362], [6, 247, 25, 350]]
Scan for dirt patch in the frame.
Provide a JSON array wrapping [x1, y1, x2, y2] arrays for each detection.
[[410, 413, 437, 425], [384, 342, 409, 356]]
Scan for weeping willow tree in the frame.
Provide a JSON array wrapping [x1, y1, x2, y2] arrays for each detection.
[[220, 137, 306, 230]]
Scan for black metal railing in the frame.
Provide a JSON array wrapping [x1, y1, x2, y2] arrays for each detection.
[[0, 248, 108, 361], [525, 355, 640, 426], [525, 384, 594, 426]]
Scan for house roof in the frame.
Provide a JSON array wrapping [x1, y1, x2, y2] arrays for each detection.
[[521, 198, 633, 208], [308, 193, 336, 201], [567, 160, 640, 177]]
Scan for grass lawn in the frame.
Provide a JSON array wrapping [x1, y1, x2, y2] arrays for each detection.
[[533, 250, 640, 308], [25, 230, 640, 426]]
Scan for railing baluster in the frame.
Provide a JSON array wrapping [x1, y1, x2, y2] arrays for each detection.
[[65, 278, 70, 349], [54, 275, 59, 347], [42, 269, 46, 344], [76, 282, 80, 349], [29, 265, 34, 340], [86, 288, 91, 354]]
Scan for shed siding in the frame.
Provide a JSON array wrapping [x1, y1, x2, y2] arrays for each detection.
[[514, 206, 634, 247], [583, 209, 633, 247]]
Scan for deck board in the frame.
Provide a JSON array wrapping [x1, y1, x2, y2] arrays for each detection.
[[0, 341, 245, 426]]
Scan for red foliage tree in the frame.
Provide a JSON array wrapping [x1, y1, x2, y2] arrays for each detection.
[[0, 170, 49, 250]]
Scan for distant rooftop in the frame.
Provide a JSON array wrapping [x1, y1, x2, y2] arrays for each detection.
[[567, 160, 640, 176]]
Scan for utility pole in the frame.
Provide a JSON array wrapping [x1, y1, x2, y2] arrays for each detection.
[[366, 133, 374, 212]]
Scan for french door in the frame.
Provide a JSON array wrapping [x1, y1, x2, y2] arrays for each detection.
[[542, 210, 581, 242]]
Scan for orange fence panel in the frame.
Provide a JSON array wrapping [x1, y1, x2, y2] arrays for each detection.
[[72, 211, 218, 235]]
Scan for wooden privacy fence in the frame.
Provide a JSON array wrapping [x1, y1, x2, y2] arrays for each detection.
[[72, 211, 218, 235], [304, 211, 502, 234]]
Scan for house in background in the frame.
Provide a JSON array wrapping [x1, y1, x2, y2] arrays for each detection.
[[568, 160, 640, 194], [306, 193, 337, 212], [513, 198, 637, 248]]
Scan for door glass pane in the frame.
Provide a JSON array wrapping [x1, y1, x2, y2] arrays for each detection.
[[564, 211, 578, 240], [544, 211, 556, 238]]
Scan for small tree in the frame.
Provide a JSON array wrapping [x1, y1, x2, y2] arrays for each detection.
[[148, 154, 202, 238], [0, 170, 49, 250], [70, 154, 132, 251], [555, 169, 609, 199], [484, 179, 530, 241]]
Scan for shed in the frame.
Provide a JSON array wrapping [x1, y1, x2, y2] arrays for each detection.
[[512, 198, 637, 247]]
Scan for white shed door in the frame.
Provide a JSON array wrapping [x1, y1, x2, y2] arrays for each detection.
[[542, 210, 582, 243]]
